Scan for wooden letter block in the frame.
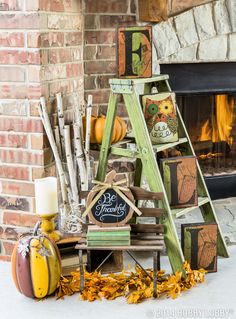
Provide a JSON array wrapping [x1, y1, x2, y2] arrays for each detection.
[[117, 26, 152, 78], [181, 223, 218, 272], [160, 156, 198, 208]]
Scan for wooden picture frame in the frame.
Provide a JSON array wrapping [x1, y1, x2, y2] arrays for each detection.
[[87, 188, 134, 227], [160, 155, 198, 208], [117, 26, 152, 78], [181, 222, 218, 272], [86, 171, 135, 227]]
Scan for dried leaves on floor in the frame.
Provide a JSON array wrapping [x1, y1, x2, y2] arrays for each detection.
[[56, 261, 206, 304]]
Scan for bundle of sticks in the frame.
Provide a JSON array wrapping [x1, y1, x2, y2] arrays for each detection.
[[39, 93, 93, 231]]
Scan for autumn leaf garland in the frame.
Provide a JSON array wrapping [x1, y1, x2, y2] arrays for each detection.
[[55, 262, 206, 304]]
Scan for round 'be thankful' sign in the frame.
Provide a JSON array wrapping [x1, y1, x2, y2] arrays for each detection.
[[87, 187, 134, 227]]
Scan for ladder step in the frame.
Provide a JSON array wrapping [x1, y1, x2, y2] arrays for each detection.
[[110, 146, 139, 158], [172, 197, 210, 218], [111, 137, 188, 157], [109, 75, 169, 86], [152, 137, 188, 153]]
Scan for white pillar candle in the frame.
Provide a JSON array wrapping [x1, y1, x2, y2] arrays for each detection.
[[35, 177, 58, 215]]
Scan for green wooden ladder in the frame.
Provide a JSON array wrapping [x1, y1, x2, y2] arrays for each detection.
[[95, 75, 229, 274]]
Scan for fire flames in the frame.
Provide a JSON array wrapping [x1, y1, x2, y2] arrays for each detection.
[[198, 95, 234, 160], [199, 95, 234, 144]]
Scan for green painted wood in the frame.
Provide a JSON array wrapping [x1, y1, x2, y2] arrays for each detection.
[[173, 197, 209, 218], [87, 231, 130, 237], [96, 76, 229, 276], [87, 240, 131, 246], [123, 91, 186, 274], [96, 92, 118, 182], [110, 83, 133, 94], [132, 75, 169, 84], [110, 146, 140, 158], [109, 75, 169, 86], [152, 137, 188, 152]]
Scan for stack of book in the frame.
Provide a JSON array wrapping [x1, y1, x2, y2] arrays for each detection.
[[87, 225, 131, 247], [56, 236, 87, 276], [61, 253, 87, 276]]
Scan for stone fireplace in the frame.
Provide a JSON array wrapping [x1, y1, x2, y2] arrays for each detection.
[[152, 0, 236, 244], [161, 62, 236, 199], [152, 1, 236, 200]]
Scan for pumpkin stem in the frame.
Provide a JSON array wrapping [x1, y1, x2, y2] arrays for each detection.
[[33, 221, 41, 236]]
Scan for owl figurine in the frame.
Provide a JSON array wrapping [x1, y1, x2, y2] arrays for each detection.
[[142, 93, 178, 144]]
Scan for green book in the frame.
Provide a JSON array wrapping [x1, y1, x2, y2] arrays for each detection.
[[88, 225, 131, 232], [87, 235, 130, 241], [87, 231, 130, 237], [87, 240, 130, 246]]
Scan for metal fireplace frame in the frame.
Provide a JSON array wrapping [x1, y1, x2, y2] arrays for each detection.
[[160, 62, 236, 199]]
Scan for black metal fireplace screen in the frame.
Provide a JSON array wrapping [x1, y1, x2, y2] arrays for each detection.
[[160, 62, 236, 199]]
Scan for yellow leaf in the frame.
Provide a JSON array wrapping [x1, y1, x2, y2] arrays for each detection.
[[55, 261, 205, 303]]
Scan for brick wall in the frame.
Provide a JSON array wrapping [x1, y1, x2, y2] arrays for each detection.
[[0, 0, 139, 261], [83, 0, 137, 115], [0, 0, 84, 261]]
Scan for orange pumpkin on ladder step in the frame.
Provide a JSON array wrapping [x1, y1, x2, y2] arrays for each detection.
[[83, 115, 127, 144]]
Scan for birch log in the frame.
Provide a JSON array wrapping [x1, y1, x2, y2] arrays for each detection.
[[39, 97, 70, 216], [54, 126, 62, 158], [56, 93, 66, 160], [85, 94, 93, 190], [73, 123, 87, 191], [64, 125, 79, 205], [74, 107, 84, 145], [73, 92, 84, 147]]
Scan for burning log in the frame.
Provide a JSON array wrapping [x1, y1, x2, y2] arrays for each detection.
[[194, 141, 231, 156]]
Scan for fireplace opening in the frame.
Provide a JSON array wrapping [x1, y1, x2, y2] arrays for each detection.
[[177, 94, 236, 176], [160, 63, 236, 199]]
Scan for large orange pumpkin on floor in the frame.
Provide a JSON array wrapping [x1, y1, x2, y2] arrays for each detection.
[[11, 223, 61, 299], [83, 115, 127, 144]]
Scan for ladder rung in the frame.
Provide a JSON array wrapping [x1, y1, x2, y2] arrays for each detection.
[[172, 197, 210, 218], [153, 137, 188, 153], [131, 75, 169, 84], [111, 137, 188, 157], [110, 146, 139, 158], [109, 75, 169, 86]]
